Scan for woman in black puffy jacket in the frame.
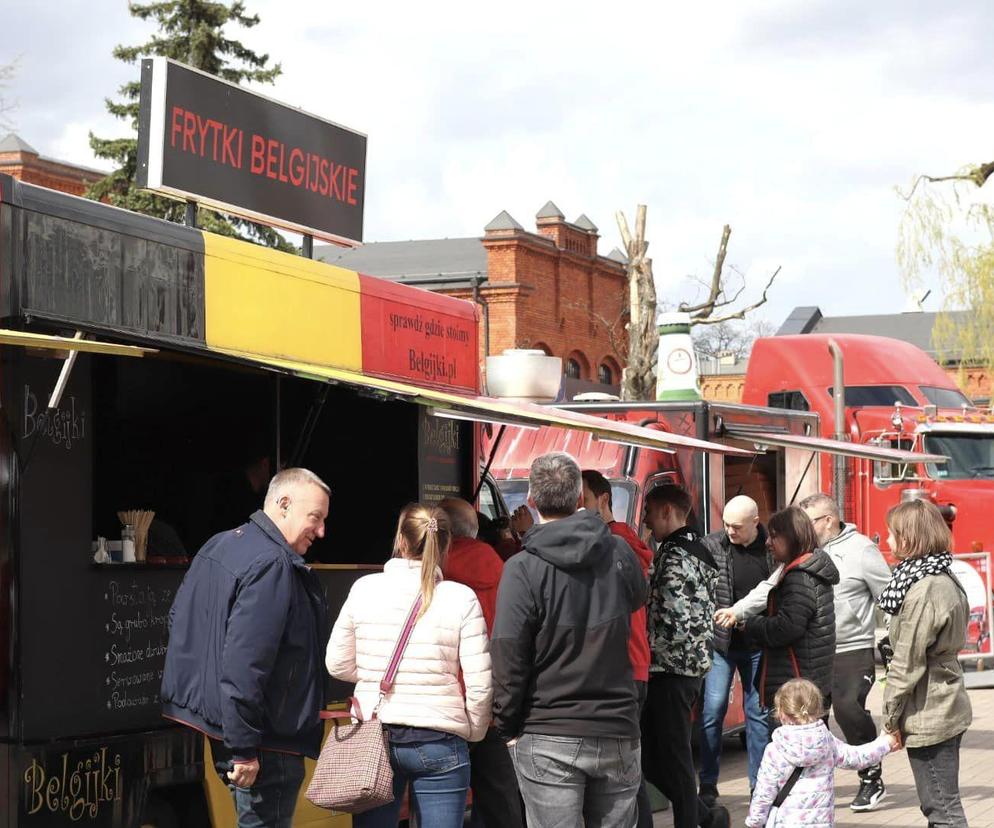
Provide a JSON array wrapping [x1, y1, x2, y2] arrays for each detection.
[[744, 506, 840, 728]]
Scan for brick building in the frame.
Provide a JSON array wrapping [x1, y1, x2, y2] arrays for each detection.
[[317, 201, 629, 396], [0, 133, 104, 196]]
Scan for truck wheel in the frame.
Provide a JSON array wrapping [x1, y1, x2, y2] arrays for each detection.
[[141, 795, 179, 828]]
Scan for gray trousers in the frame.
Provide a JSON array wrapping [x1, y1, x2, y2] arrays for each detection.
[[907, 733, 969, 828], [511, 733, 641, 828]]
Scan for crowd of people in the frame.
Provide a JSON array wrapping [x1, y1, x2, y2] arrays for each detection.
[[160, 455, 974, 828]]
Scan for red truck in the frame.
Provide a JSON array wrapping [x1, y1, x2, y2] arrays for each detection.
[[743, 333, 994, 561]]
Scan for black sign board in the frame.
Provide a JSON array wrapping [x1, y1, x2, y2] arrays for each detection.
[[417, 408, 471, 505], [136, 57, 366, 245]]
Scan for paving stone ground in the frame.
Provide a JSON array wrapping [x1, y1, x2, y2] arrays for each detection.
[[653, 681, 994, 827]]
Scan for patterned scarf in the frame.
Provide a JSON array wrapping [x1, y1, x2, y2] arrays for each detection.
[[876, 551, 954, 616]]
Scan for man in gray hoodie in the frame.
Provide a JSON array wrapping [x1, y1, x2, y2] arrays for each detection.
[[717, 493, 892, 812], [799, 493, 892, 812]]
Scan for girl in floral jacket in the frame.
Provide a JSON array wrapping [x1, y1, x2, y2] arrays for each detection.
[[746, 679, 898, 827]]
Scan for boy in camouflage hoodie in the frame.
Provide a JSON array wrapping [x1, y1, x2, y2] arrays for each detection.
[[640, 484, 728, 828]]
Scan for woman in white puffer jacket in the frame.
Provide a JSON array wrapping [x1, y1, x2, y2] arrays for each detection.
[[326, 503, 492, 828]]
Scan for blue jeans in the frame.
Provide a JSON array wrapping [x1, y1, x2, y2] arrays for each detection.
[[511, 733, 641, 828], [355, 734, 470, 828], [700, 648, 768, 790], [212, 745, 304, 828]]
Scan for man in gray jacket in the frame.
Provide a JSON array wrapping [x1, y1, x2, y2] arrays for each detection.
[[799, 494, 892, 811], [717, 493, 892, 811]]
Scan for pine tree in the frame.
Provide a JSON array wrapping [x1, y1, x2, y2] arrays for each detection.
[[88, 1, 296, 252]]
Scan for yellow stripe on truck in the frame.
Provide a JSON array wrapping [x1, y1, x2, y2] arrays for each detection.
[[203, 232, 362, 370]]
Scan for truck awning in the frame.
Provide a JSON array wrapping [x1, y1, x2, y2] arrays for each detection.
[[0, 328, 155, 357], [722, 427, 948, 464], [218, 350, 753, 456]]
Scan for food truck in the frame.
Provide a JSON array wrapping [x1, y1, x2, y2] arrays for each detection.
[[0, 174, 757, 827], [487, 370, 951, 732]]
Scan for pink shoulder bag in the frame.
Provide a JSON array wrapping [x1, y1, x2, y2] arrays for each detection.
[[306, 593, 423, 814]]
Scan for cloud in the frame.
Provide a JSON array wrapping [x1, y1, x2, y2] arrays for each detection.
[[3, 0, 990, 327]]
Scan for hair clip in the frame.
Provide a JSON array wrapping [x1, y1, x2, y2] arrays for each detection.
[[427, 517, 439, 533]]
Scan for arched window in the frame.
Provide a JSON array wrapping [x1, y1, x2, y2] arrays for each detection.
[[565, 350, 591, 381], [597, 356, 621, 386]]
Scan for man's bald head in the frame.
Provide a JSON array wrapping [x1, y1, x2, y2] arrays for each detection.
[[438, 497, 479, 539], [723, 495, 760, 547]]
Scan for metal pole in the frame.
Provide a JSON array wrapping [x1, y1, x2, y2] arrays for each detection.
[[473, 424, 507, 502], [184, 200, 197, 228], [828, 339, 846, 515], [302, 234, 313, 259]]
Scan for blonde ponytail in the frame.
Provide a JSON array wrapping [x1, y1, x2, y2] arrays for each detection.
[[394, 503, 452, 618]]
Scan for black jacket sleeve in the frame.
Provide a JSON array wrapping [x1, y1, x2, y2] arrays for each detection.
[[744, 572, 815, 649], [490, 558, 538, 740]]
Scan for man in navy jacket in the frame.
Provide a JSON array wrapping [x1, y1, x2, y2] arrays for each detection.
[[162, 467, 330, 828]]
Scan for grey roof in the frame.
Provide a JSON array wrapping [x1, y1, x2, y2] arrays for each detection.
[[574, 213, 598, 232], [484, 210, 524, 232], [777, 305, 976, 358], [606, 247, 628, 264], [536, 200, 564, 220], [776, 306, 823, 335], [0, 132, 38, 154], [315, 237, 487, 286]]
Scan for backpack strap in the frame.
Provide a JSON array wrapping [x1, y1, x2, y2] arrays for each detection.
[[773, 766, 804, 807]]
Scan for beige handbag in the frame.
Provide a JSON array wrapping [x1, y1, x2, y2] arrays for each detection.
[[306, 595, 422, 814]]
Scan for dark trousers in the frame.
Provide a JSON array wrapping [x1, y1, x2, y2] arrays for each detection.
[[468, 728, 525, 828], [212, 742, 304, 828], [634, 680, 653, 828], [832, 648, 881, 782], [642, 674, 710, 828], [908, 733, 969, 828]]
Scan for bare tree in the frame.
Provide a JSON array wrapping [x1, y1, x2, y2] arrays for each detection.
[[693, 317, 777, 360], [614, 212, 780, 399], [0, 59, 19, 132], [616, 206, 659, 400], [680, 225, 780, 327]]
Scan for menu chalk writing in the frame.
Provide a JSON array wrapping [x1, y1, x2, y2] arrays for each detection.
[[100, 581, 173, 712]]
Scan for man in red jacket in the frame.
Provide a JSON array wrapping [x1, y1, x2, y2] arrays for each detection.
[[581, 470, 659, 828], [439, 498, 524, 828]]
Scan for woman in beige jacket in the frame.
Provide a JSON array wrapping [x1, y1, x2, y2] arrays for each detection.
[[326, 503, 492, 828], [880, 499, 972, 827]]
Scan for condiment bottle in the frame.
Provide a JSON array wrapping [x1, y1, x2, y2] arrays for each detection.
[[122, 524, 136, 563]]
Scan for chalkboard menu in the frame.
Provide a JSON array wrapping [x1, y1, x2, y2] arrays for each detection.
[[12, 354, 187, 740]]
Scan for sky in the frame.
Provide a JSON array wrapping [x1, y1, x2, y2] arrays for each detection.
[[4, 0, 994, 330]]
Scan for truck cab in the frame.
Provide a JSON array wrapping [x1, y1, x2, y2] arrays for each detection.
[[743, 333, 994, 557]]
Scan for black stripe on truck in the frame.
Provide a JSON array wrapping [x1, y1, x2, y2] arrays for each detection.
[[0, 174, 206, 345]]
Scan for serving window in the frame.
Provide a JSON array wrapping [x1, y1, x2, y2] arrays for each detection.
[[90, 352, 451, 566]]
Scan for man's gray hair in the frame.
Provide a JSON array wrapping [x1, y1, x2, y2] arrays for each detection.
[[798, 492, 840, 519], [264, 468, 331, 508], [529, 452, 582, 517], [440, 503, 478, 539]]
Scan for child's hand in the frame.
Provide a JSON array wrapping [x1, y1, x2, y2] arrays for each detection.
[[885, 729, 903, 752]]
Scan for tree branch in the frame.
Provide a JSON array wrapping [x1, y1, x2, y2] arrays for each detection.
[[900, 162, 994, 201], [690, 266, 781, 326], [680, 224, 731, 314]]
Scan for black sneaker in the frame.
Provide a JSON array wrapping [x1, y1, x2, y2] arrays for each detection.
[[699, 782, 719, 808], [850, 778, 886, 811], [706, 805, 730, 828]]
